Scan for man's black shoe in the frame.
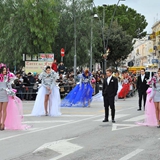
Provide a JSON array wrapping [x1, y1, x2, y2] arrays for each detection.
[[112, 120, 116, 123], [137, 109, 141, 111], [102, 119, 109, 122]]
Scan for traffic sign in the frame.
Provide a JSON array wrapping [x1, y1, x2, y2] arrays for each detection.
[[61, 48, 65, 57]]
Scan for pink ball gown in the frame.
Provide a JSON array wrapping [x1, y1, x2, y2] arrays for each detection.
[[137, 88, 157, 126], [5, 90, 30, 130]]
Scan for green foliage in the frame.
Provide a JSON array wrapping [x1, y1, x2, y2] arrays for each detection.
[[106, 21, 133, 66], [0, 0, 59, 69], [0, 0, 148, 70], [53, 0, 94, 68], [97, 4, 148, 38]]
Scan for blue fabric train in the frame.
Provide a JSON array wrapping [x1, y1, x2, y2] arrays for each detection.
[[61, 70, 93, 107]]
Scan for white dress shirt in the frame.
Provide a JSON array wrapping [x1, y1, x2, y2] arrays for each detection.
[[141, 75, 145, 82], [107, 76, 112, 85]]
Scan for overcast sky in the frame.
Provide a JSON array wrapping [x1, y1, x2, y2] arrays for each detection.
[[94, 0, 160, 34]]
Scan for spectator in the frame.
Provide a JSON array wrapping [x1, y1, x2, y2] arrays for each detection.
[[58, 62, 65, 75], [14, 75, 25, 100], [68, 74, 75, 91], [51, 59, 58, 72], [57, 74, 66, 96], [27, 72, 36, 100]]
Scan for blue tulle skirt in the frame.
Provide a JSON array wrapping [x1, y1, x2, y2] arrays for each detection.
[[61, 82, 93, 107]]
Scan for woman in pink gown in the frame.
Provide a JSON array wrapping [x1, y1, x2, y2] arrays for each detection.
[[137, 87, 157, 126], [5, 88, 30, 130]]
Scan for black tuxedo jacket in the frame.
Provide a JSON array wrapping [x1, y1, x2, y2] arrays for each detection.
[[102, 76, 118, 98], [136, 75, 149, 92]]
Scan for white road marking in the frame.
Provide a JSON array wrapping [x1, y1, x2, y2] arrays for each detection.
[[112, 123, 139, 131], [61, 115, 94, 117], [124, 115, 145, 122], [94, 114, 129, 121], [33, 138, 83, 160], [119, 148, 144, 160], [0, 107, 137, 142], [23, 120, 72, 124], [0, 114, 104, 142], [23, 114, 94, 117]]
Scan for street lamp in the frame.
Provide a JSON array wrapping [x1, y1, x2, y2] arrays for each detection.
[[91, 2, 106, 73], [73, 0, 77, 79], [89, 2, 93, 72]]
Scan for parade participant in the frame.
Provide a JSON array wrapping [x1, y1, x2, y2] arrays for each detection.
[[61, 69, 93, 107], [149, 70, 160, 128], [118, 71, 130, 100], [102, 69, 118, 123], [31, 66, 61, 116], [137, 87, 157, 127], [0, 63, 29, 130], [137, 68, 149, 111], [0, 64, 15, 130]]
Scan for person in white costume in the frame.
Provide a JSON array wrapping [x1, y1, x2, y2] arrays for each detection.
[[31, 66, 61, 116]]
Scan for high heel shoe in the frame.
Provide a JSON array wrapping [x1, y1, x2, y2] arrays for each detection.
[[45, 112, 49, 116], [0, 124, 5, 131], [157, 121, 160, 128]]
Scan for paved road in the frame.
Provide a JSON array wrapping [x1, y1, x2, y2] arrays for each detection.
[[0, 94, 160, 160]]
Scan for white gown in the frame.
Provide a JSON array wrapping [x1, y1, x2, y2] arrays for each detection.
[[31, 84, 61, 116], [31, 69, 61, 116]]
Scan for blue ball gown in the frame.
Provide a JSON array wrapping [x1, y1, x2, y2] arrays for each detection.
[[61, 73, 93, 107]]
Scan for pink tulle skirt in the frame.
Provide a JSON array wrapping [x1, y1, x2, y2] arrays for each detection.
[[5, 96, 30, 130], [137, 88, 157, 126]]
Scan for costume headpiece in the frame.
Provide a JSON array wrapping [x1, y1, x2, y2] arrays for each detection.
[[0, 63, 6, 69]]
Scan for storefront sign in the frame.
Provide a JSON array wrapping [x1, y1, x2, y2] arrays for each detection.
[[25, 61, 52, 74]]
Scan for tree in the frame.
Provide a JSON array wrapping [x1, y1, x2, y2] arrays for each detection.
[[104, 21, 133, 67], [53, 0, 101, 68], [0, 0, 60, 69], [97, 4, 148, 39]]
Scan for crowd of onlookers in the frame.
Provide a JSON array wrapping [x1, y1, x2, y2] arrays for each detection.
[[12, 59, 139, 101], [12, 67, 105, 100]]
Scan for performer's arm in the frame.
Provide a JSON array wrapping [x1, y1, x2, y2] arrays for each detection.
[[136, 76, 139, 90], [102, 78, 105, 96], [6, 73, 16, 96], [150, 85, 155, 101], [114, 78, 118, 96]]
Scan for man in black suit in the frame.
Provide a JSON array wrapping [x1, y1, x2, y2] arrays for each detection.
[[136, 68, 149, 111], [102, 69, 118, 123]]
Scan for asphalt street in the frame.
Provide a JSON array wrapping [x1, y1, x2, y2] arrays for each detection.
[[0, 93, 160, 160]]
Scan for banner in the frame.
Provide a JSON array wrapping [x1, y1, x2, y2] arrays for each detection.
[[38, 53, 54, 61], [25, 61, 52, 74]]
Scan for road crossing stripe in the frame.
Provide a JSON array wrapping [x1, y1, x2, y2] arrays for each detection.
[[94, 114, 130, 121], [119, 148, 144, 160], [124, 115, 145, 122]]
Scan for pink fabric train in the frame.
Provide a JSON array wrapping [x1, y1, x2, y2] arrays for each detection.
[[137, 88, 157, 126], [5, 89, 30, 130]]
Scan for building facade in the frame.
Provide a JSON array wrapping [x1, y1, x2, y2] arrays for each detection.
[[126, 21, 160, 68]]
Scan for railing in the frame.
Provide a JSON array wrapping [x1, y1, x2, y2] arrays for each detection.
[[13, 81, 99, 100], [13, 84, 76, 100]]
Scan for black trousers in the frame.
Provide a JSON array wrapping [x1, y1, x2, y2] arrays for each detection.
[[138, 91, 147, 109], [103, 96, 115, 120]]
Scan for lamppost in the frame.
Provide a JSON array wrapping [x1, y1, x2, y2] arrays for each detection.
[[89, 1, 93, 72], [91, 2, 106, 73], [73, 0, 77, 80]]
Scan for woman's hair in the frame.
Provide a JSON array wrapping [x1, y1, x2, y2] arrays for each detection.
[[84, 69, 89, 75], [45, 66, 51, 70], [0, 66, 7, 74]]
